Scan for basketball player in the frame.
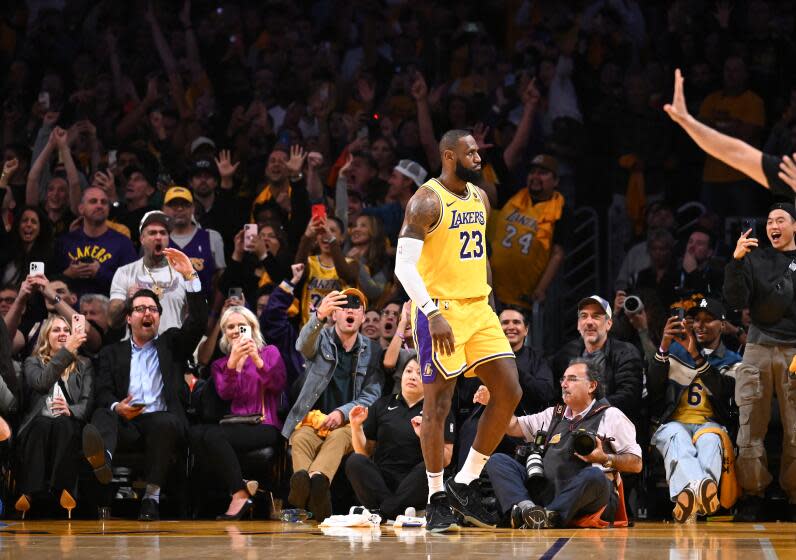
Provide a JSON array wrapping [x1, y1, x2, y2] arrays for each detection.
[[394, 130, 522, 532]]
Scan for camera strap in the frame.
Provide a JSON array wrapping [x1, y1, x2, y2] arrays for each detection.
[[544, 402, 611, 447]]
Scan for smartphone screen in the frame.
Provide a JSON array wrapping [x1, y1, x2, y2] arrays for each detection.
[[228, 287, 243, 301], [311, 204, 327, 222], [243, 224, 258, 251], [72, 314, 86, 333], [742, 218, 757, 238]]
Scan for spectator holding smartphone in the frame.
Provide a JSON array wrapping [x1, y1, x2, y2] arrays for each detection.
[[16, 314, 92, 519]]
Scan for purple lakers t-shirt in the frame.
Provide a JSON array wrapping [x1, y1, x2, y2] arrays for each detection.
[[55, 228, 138, 296]]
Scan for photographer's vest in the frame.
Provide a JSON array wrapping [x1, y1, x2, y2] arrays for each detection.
[[542, 398, 612, 496]]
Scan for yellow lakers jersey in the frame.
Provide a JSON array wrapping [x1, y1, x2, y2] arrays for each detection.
[[300, 255, 352, 324], [417, 179, 490, 300], [670, 375, 715, 424], [490, 190, 565, 308]]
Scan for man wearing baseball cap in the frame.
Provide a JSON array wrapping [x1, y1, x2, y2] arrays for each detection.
[[649, 297, 741, 522], [490, 154, 573, 311], [190, 157, 246, 255], [282, 287, 383, 522], [551, 295, 643, 424], [725, 202, 796, 521], [346, 159, 427, 243], [163, 186, 225, 300], [108, 210, 195, 333], [119, 163, 159, 248]]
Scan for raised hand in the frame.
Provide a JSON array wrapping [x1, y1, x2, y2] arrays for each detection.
[[733, 229, 758, 260], [162, 247, 195, 279], [291, 263, 305, 284], [410, 72, 428, 101], [713, 0, 732, 29], [2, 158, 19, 179], [214, 149, 240, 179], [307, 151, 324, 171], [285, 145, 307, 175], [316, 290, 348, 320], [473, 385, 491, 405], [472, 122, 493, 150], [663, 69, 690, 125], [65, 328, 88, 353], [521, 77, 541, 108], [778, 154, 796, 194], [349, 405, 368, 427]]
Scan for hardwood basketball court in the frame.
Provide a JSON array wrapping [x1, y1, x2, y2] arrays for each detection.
[[0, 520, 794, 559]]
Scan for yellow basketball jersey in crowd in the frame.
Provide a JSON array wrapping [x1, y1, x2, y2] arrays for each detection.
[[300, 254, 352, 324], [416, 178, 490, 300], [670, 375, 715, 425], [490, 189, 565, 308]]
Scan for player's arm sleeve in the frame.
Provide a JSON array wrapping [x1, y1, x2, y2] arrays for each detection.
[[394, 237, 438, 316]]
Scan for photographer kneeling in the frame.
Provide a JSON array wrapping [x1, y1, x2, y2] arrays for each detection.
[[483, 357, 642, 528]]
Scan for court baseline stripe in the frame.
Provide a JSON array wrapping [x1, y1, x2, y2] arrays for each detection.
[[538, 537, 570, 560], [758, 538, 778, 560]]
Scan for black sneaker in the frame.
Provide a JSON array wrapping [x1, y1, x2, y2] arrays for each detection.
[[734, 495, 764, 522], [426, 492, 460, 533], [510, 503, 547, 529], [445, 479, 498, 528]]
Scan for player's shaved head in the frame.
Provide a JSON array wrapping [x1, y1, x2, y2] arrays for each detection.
[[439, 129, 472, 156]]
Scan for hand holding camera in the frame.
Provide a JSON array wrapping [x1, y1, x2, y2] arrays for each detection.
[[316, 290, 348, 321]]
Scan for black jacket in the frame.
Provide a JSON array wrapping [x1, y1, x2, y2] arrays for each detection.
[[551, 336, 643, 422], [724, 247, 796, 340], [94, 291, 208, 428]]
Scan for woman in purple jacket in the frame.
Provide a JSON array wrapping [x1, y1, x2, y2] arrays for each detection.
[[205, 305, 286, 520]]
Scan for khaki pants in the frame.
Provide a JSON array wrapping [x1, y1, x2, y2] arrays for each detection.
[[289, 425, 353, 481], [736, 343, 796, 500]]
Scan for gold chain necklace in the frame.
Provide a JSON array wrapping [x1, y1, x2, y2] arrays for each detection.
[[142, 260, 172, 298]]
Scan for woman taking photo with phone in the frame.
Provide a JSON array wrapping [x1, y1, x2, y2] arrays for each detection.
[[16, 314, 93, 519], [196, 305, 286, 520]]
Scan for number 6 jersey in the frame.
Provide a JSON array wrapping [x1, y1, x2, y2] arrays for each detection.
[[416, 179, 490, 300]]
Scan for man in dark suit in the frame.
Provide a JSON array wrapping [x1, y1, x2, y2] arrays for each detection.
[[81, 248, 207, 521]]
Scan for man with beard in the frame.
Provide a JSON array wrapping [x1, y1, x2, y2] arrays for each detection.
[[490, 155, 571, 309], [394, 129, 521, 531], [162, 186, 225, 302], [108, 212, 191, 333], [55, 187, 137, 297], [551, 296, 643, 424]]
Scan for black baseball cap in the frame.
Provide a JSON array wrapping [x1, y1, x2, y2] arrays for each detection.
[[124, 164, 157, 189], [189, 158, 220, 180], [687, 298, 725, 320]]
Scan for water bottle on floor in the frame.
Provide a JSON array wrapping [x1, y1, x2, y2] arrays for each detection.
[[279, 508, 311, 522]]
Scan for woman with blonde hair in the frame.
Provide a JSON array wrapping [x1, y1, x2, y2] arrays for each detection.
[[200, 305, 286, 520], [17, 314, 93, 519]]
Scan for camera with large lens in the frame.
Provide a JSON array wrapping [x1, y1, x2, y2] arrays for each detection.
[[622, 295, 644, 315], [572, 429, 599, 456], [515, 430, 547, 479]]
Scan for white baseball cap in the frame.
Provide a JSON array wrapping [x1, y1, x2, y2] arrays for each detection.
[[394, 159, 427, 188]]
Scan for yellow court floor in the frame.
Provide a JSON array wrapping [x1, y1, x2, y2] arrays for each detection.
[[0, 520, 794, 559]]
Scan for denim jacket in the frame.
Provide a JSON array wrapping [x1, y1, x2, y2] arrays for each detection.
[[281, 313, 383, 439]]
